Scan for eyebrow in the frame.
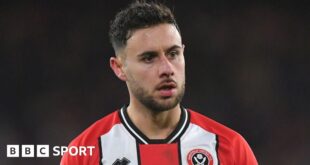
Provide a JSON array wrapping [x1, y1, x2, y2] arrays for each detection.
[[137, 45, 182, 57], [166, 45, 183, 53]]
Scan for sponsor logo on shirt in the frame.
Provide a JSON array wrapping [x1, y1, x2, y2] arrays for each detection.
[[112, 157, 130, 165]]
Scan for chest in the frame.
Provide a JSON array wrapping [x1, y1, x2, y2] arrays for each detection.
[[99, 124, 219, 165]]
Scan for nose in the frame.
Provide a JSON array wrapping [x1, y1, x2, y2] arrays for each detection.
[[158, 55, 174, 78]]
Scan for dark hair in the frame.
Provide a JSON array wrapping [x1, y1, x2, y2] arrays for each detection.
[[109, 1, 180, 53]]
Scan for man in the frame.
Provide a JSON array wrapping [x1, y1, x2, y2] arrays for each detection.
[[61, 1, 258, 165]]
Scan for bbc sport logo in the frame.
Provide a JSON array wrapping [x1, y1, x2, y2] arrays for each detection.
[[7, 144, 95, 158]]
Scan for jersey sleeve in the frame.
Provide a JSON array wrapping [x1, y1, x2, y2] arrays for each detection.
[[231, 133, 258, 165], [60, 111, 120, 165], [189, 110, 258, 165], [60, 136, 101, 165]]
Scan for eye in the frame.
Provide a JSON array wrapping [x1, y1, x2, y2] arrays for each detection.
[[140, 53, 156, 63], [167, 50, 180, 59]]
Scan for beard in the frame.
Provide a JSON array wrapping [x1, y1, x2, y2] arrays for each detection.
[[128, 78, 185, 112]]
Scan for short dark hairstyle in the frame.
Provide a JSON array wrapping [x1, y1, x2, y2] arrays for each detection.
[[109, 1, 181, 54]]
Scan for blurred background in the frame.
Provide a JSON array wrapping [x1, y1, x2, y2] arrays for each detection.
[[0, 0, 309, 164]]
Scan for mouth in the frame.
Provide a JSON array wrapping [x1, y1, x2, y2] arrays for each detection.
[[156, 81, 177, 97]]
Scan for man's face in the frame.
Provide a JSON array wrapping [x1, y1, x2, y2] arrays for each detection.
[[121, 23, 185, 112]]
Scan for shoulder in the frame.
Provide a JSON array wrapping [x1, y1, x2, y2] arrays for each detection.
[[60, 110, 121, 165], [188, 109, 258, 164], [188, 109, 239, 139], [70, 110, 121, 146]]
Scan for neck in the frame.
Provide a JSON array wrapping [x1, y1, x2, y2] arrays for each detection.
[[127, 102, 181, 140]]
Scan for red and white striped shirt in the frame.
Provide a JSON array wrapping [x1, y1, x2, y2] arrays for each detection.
[[61, 106, 258, 165]]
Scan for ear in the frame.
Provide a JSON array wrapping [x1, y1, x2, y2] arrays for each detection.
[[110, 56, 127, 81]]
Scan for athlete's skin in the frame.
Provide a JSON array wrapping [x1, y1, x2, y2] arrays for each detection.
[[110, 23, 185, 140]]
